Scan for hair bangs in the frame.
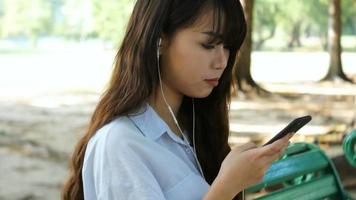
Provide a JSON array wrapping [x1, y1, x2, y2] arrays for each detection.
[[207, 0, 246, 50]]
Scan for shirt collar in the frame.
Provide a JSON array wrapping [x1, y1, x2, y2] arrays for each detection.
[[128, 103, 190, 146]]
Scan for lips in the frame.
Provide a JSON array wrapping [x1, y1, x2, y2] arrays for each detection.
[[205, 78, 219, 87]]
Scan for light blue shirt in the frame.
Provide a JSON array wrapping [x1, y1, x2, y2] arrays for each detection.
[[82, 103, 210, 200]]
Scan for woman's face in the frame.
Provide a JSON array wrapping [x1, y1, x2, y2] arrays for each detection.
[[160, 9, 230, 98]]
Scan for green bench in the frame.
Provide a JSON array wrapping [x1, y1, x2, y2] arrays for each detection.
[[344, 129, 356, 167], [246, 129, 356, 200]]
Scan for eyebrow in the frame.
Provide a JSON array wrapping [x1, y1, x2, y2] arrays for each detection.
[[201, 31, 223, 39]]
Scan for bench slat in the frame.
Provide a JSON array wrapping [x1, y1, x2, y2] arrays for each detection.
[[265, 150, 328, 181], [247, 150, 329, 192], [255, 175, 339, 200]]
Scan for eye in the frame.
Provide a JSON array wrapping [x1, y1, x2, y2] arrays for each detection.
[[201, 44, 215, 49]]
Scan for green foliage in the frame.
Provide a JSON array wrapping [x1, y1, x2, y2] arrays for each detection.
[[53, 0, 96, 40], [342, 0, 356, 35], [305, 0, 328, 34], [253, 0, 279, 46], [0, 0, 354, 49], [0, 0, 135, 45], [91, 0, 134, 44], [1, 0, 51, 39], [253, 0, 356, 50], [274, 0, 327, 39]]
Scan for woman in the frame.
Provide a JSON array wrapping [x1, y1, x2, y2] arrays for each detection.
[[62, 0, 291, 199]]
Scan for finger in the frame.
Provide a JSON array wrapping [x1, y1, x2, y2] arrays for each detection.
[[281, 132, 293, 142], [258, 157, 279, 174], [275, 145, 288, 159], [238, 142, 257, 152], [263, 150, 283, 164], [287, 133, 294, 140], [259, 139, 286, 156], [275, 133, 292, 147], [281, 145, 288, 153]]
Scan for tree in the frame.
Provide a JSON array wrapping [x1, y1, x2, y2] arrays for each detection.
[[253, 0, 327, 50], [55, 0, 96, 40], [341, 0, 356, 36], [234, 0, 265, 94], [1, 0, 52, 47], [305, 0, 329, 50], [253, 0, 278, 50], [273, 0, 307, 49], [91, 0, 134, 45], [323, 0, 353, 82]]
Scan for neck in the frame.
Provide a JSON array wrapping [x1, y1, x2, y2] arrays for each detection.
[[149, 83, 183, 137]]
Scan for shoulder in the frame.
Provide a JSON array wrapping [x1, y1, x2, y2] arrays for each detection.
[[96, 116, 141, 140], [87, 116, 146, 155]]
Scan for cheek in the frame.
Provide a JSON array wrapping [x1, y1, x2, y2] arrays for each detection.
[[171, 59, 214, 98], [175, 46, 208, 75], [163, 42, 214, 97], [178, 57, 207, 88], [168, 47, 201, 78]]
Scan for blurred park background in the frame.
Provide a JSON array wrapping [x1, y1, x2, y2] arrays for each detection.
[[0, 0, 355, 199]]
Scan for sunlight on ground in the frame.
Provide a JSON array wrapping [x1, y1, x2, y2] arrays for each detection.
[[29, 93, 100, 108], [0, 50, 115, 100], [252, 52, 356, 83]]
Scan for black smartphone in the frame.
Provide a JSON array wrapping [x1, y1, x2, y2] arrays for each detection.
[[263, 115, 312, 146]]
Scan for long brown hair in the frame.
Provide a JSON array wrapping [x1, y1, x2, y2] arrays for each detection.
[[62, 0, 246, 199]]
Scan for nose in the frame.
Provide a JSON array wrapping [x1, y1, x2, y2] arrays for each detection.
[[213, 45, 228, 70]]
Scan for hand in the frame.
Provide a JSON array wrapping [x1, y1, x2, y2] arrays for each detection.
[[213, 133, 292, 198]]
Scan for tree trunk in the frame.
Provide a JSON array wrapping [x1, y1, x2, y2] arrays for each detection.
[[288, 21, 302, 49], [234, 0, 265, 94], [323, 0, 353, 82], [255, 26, 275, 50], [320, 31, 328, 51]]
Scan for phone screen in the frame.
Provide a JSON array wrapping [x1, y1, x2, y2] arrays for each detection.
[[263, 115, 312, 146]]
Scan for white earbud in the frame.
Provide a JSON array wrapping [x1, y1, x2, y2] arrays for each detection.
[[157, 38, 162, 56]]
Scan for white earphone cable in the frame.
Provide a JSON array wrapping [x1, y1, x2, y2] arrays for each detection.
[[157, 38, 244, 199], [156, 38, 205, 179]]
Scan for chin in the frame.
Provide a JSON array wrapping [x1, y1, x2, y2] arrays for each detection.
[[189, 88, 214, 98]]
